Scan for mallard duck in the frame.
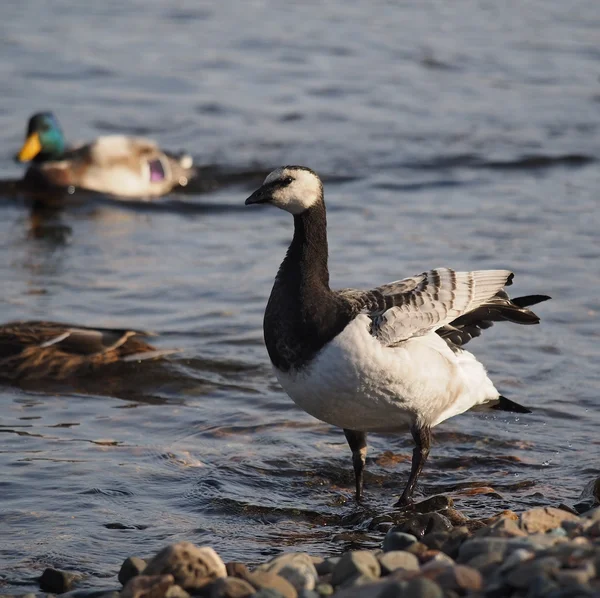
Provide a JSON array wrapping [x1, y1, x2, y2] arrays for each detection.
[[0, 321, 169, 381], [245, 166, 549, 505], [16, 112, 195, 199]]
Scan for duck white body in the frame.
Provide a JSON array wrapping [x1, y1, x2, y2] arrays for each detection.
[[275, 314, 498, 433], [246, 165, 549, 506]]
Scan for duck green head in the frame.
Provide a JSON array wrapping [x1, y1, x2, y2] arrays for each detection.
[[17, 112, 66, 162]]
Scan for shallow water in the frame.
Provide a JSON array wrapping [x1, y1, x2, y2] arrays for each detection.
[[1, 0, 599, 592]]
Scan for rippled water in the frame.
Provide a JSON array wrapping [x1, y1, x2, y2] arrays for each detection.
[[1, 0, 599, 592]]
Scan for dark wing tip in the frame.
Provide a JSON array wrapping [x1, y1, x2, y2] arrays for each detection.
[[493, 395, 532, 414]]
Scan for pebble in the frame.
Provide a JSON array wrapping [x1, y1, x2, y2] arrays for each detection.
[[39, 568, 82, 593], [258, 553, 318, 591], [121, 574, 174, 598], [208, 577, 256, 598], [382, 531, 418, 553], [520, 507, 580, 534], [403, 577, 443, 598], [118, 557, 148, 586], [253, 590, 287, 598], [377, 551, 419, 574], [245, 570, 297, 598], [315, 558, 340, 576], [506, 556, 561, 589], [143, 543, 226, 591], [393, 513, 453, 539], [331, 551, 380, 587]]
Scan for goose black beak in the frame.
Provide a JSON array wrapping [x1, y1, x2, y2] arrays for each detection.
[[245, 187, 269, 205]]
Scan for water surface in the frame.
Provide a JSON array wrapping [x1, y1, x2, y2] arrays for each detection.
[[1, 0, 599, 592]]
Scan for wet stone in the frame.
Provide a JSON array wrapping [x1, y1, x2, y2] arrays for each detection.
[[409, 495, 454, 513], [259, 553, 318, 592], [403, 577, 443, 598], [382, 531, 418, 553], [119, 557, 148, 586], [394, 513, 453, 539], [143, 543, 226, 591], [421, 532, 450, 550], [208, 577, 256, 598], [39, 568, 82, 594], [377, 551, 419, 574], [457, 538, 510, 563], [315, 582, 334, 596], [253, 590, 287, 598], [331, 551, 381, 586], [505, 557, 561, 589], [434, 565, 483, 593], [520, 507, 580, 534], [245, 570, 297, 598], [225, 563, 250, 578], [122, 574, 174, 598], [315, 557, 340, 576]]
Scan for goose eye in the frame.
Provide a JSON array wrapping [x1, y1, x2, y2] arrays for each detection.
[[283, 176, 293, 185]]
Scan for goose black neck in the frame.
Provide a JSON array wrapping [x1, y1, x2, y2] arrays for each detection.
[[281, 199, 330, 293]]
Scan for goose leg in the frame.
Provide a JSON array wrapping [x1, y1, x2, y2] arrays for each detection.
[[396, 425, 431, 507], [343, 429, 367, 502]]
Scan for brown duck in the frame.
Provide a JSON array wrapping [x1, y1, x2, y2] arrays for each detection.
[[0, 321, 168, 381]]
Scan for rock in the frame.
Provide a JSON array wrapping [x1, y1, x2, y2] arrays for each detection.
[[377, 551, 419, 574], [554, 561, 596, 585], [393, 513, 453, 539], [143, 543, 226, 591], [457, 538, 510, 563], [245, 570, 297, 598], [409, 495, 453, 513], [421, 532, 450, 550], [420, 551, 454, 567], [121, 574, 174, 598], [331, 551, 381, 586], [498, 548, 535, 573], [403, 577, 443, 598], [331, 581, 385, 598], [252, 590, 286, 598], [225, 563, 250, 578], [39, 568, 82, 593], [574, 477, 600, 513], [439, 528, 470, 559], [404, 542, 428, 558], [315, 558, 340, 576], [382, 531, 418, 553], [581, 506, 600, 521], [258, 553, 318, 591], [466, 552, 504, 571], [505, 557, 561, 589], [434, 565, 482, 593], [315, 583, 334, 596], [297, 591, 319, 598], [520, 507, 580, 533], [443, 508, 469, 526], [475, 516, 528, 538], [119, 557, 148, 586], [526, 574, 559, 597], [164, 586, 190, 598], [208, 577, 256, 598]]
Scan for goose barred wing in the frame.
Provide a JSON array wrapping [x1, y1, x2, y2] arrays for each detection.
[[342, 268, 515, 346]]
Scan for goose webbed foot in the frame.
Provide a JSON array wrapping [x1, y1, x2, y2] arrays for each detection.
[[343, 428, 367, 502], [394, 424, 431, 508]]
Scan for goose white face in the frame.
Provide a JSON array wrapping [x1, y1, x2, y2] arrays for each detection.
[[245, 166, 323, 214]]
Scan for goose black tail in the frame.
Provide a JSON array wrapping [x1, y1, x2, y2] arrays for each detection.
[[511, 294, 551, 309], [492, 395, 532, 414]]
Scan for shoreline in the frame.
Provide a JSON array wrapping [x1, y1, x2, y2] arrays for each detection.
[[3, 483, 598, 598]]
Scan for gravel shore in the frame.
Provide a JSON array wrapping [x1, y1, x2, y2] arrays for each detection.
[[4, 489, 599, 598]]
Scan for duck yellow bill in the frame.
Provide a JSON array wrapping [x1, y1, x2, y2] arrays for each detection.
[[17, 132, 42, 162]]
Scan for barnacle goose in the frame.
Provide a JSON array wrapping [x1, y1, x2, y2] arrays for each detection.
[[246, 166, 550, 506]]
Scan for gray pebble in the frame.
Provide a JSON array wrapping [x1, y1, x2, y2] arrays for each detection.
[[498, 548, 535, 573], [252, 590, 286, 598], [118, 557, 147, 586], [331, 551, 381, 587], [382, 531, 418, 553], [525, 574, 559, 598], [39, 568, 81, 594], [393, 513, 453, 539], [457, 538, 509, 563], [298, 591, 319, 598], [260, 553, 318, 591], [315, 558, 340, 576], [377, 551, 419, 574], [506, 557, 561, 589], [403, 577, 443, 598]]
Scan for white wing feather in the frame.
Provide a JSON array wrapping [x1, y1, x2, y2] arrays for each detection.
[[371, 268, 513, 345]]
